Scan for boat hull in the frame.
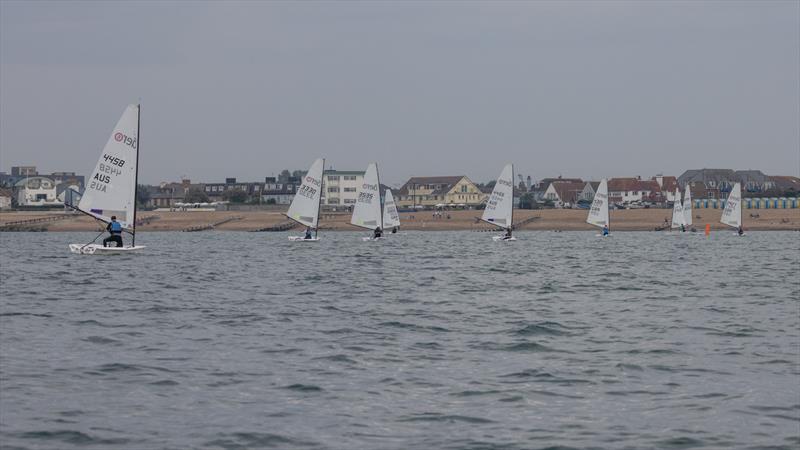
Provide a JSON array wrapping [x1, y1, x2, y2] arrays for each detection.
[[69, 244, 145, 254]]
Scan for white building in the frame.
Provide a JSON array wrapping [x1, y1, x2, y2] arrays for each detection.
[[0, 189, 12, 209], [14, 177, 62, 206], [322, 170, 365, 206]]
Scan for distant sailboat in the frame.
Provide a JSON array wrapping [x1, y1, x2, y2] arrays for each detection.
[[68, 104, 144, 254], [586, 179, 610, 236], [482, 164, 516, 241], [286, 158, 325, 241], [351, 163, 384, 240], [383, 189, 401, 233], [721, 182, 744, 236], [683, 184, 693, 228], [671, 187, 686, 231]]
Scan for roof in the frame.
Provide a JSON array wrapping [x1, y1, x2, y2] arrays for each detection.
[[549, 181, 585, 203], [398, 176, 466, 196], [0, 188, 12, 197], [608, 178, 660, 192], [655, 176, 678, 192], [770, 175, 800, 191], [585, 181, 600, 191]]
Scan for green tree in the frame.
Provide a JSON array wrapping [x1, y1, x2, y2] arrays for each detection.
[[518, 193, 534, 209], [184, 188, 209, 203], [136, 184, 151, 208], [222, 189, 248, 203]]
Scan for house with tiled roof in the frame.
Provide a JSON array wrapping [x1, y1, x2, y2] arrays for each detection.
[[768, 176, 800, 196], [608, 177, 662, 204], [396, 176, 486, 208], [578, 181, 601, 203], [542, 181, 586, 207]]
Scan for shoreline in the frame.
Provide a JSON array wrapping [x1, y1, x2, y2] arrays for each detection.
[[1, 209, 798, 232]]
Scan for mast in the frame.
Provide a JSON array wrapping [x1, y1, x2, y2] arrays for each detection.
[[132, 103, 140, 247], [510, 164, 514, 231], [316, 159, 325, 238], [377, 162, 383, 230]]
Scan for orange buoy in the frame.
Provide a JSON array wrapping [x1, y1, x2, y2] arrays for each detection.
[[705, 223, 711, 237]]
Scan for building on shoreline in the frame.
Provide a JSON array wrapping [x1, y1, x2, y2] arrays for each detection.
[[321, 170, 365, 206], [396, 176, 486, 208]]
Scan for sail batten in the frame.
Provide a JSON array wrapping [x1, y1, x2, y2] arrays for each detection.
[[77, 104, 139, 229], [351, 163, 383, 230], [586, 179, 609, 229], [287, 158, 325, 229], [481, 164, 514, 229]]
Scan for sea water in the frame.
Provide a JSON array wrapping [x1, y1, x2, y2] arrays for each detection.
[[1, 231, 798, 449]]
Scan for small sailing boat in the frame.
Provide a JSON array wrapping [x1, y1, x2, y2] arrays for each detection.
[[671, 187, 686, 231], [683, 184, 693, 228], [382, 189, 401, 234], [68, 104, 144, 254], [482, 164, 516, 241], [721, 182, 744, 236], [586, 178, 610, 237], [286, 158, 325, 242], [351, 163, 384, 240]]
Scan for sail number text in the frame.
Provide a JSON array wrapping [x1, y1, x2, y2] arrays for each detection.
[[102, 154, 125, 167]]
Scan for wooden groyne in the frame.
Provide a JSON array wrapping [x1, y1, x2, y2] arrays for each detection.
[[0, 214, 78, 232], [182, 216, 243, 232], [250, 221, 298, 232]]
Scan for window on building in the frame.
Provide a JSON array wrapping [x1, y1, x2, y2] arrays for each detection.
[[328, 198, 340, 204], [328, 187, 339, 193], [344, 199, 356, 204], [461, 185, 468, 193], [328, 176, 340, 181], [344, 187, 356, 192], [344, 175, 357, 181]]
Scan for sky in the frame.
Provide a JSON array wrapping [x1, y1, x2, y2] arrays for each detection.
[[1, 1, 798, 187]]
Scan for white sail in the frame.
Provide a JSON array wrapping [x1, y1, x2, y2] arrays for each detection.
[[383, 189, 401, 229], [481, 164, 514, 229], [351, 163, 383, 230], [287, 158, 324, 228], [720, 182, 742, 229], [683, 185, 693, 226], [671, 188, 685, 228], [77, 104, 139, 229], [586, 179, 609, 229]]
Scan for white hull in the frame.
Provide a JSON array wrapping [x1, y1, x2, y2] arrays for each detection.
[[595, 233, 612, 237], [288, 236, 320, 242], [69, 244, 145, 254], [362, 236, 384, 241], [492, 236, 517, 241]]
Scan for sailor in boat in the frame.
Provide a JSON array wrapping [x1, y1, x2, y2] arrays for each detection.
[[373, 226, 383, 239], [680, 223, 686, 232], [602, 224, 609, 236], [103, 216, 124, 247], [501, 227, 513, 240], [304, 227, 313, 240], [391, 227, 398, 234], [737, 225, 744, 236]]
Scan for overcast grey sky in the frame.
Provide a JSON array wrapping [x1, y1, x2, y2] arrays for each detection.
[[1, 0, 798, 186]]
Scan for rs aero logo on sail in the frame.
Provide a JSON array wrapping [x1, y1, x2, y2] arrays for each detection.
[[114, 132, 137, 149]]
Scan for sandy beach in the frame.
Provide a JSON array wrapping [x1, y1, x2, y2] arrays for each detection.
[[1, 208, 798, 232]]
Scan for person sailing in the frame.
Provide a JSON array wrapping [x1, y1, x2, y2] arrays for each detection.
[[304, 227, 313, 240], [502, 227, 513, 240], [391, 227, 398, 234], [602, 224, 609, 236], [737, 225, 744, 236], [373, 226, 383, 239], [103, 216, 124, 247], [680, 223, 686, 232]]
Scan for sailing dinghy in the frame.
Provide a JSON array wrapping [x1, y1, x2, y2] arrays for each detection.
[[482, 164, 516, 241], [68, 104, 144, 254], [720, 182, 744, 236], [671, 187, 686, 231], [382, 189, 401, 233], [286, 158, 325, 242], [586, 179, 610, 237], [351, 163, 384, 241], [683, 184, 693, 229]]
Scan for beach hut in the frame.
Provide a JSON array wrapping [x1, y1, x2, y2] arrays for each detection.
[[791, 198, 798, 209]]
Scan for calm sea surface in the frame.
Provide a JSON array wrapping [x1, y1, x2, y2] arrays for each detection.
[[1, 231, 798, 450]]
